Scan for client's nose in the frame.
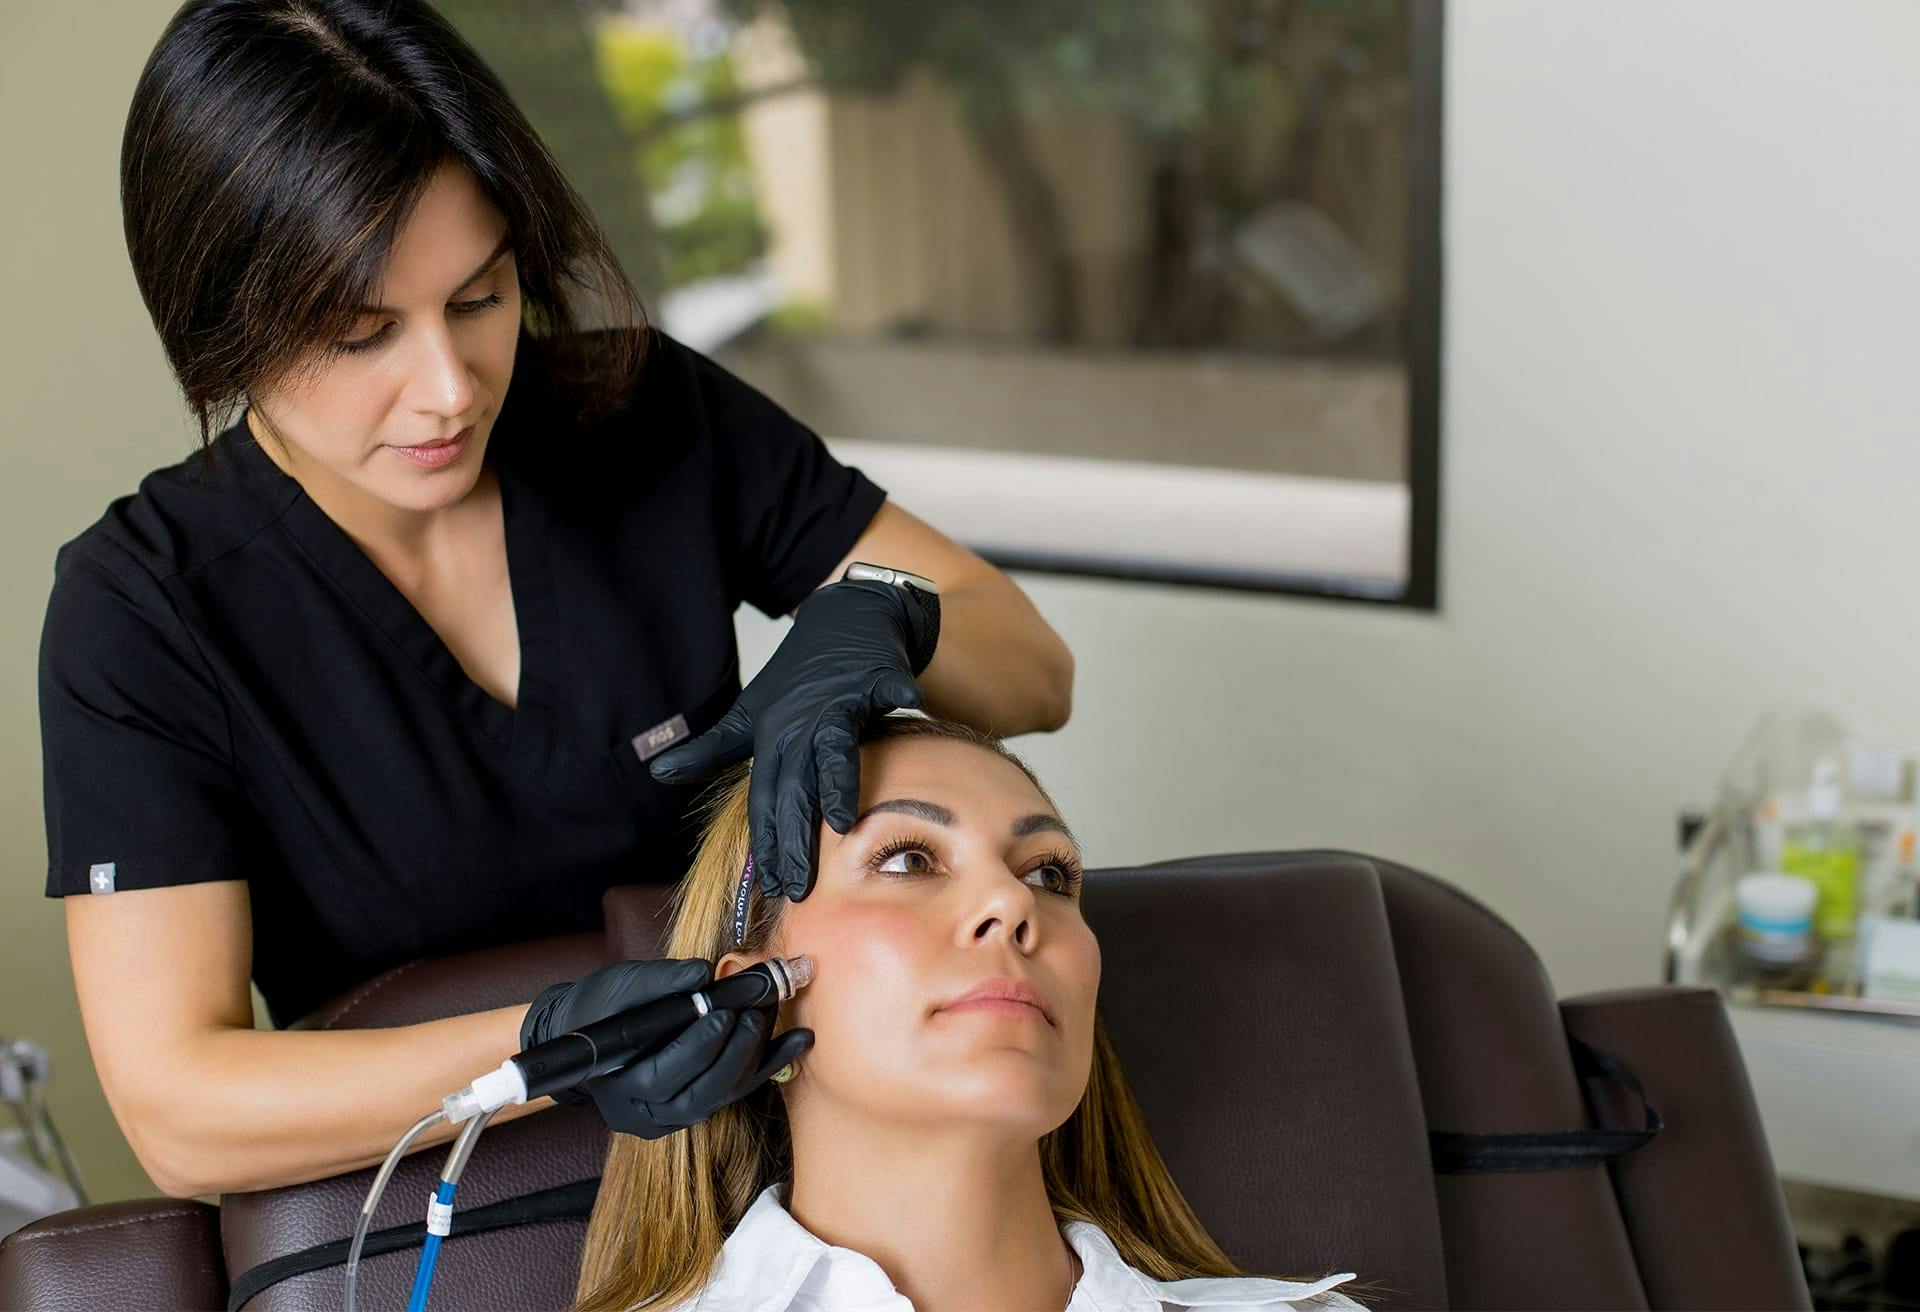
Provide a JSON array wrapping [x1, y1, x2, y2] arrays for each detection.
[[965, 874, 1035, 951]]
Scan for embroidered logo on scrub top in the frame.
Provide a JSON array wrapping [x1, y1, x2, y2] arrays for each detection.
[[632, 714, 690, 763], [89, 863, 117, 894]]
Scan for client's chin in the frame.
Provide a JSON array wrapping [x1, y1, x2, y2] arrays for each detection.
[[887, 1051, 1086, 1139]]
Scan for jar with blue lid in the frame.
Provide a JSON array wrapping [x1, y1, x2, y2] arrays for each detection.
[[1735, 872, 1818, 967]]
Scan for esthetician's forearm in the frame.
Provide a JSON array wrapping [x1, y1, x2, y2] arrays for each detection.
[[917, 575, 1073, 736], [111, 1006, 544, 1197]]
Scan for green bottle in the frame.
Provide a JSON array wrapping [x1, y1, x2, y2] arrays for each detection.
[[1781, 757, 1860, 941]]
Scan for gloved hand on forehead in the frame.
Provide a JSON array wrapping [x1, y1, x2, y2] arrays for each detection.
[[648, 578, 937, 901]]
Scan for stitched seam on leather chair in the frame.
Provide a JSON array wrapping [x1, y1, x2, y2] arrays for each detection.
[[8, 1208, 205, 1240], [1360, 854, 1552, 970], [320, 960, 425, 1027], [1132, 850, 1550, 971]]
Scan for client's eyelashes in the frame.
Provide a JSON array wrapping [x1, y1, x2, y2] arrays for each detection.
[[867, 836, 1084, 899], [1026, 851, 1085, 898], [868, 837, 938, 879]]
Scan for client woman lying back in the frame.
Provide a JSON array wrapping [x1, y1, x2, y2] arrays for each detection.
[[574, 715, 1360, 1312]]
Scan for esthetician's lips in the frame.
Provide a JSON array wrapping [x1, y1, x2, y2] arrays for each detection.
[[934, 977, 1055, 1026], [388, 423, 475, 469]]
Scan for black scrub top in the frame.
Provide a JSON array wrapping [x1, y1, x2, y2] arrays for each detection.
[[39, 329, 885, 1026]]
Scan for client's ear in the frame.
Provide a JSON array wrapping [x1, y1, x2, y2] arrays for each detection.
[[715, 952, 758, 980]]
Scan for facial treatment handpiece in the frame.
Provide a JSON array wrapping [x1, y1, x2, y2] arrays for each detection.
[[443, 956, 813, 1122]]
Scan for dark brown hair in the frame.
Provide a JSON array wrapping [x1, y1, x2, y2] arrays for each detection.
[[121, 0, 646, 451]]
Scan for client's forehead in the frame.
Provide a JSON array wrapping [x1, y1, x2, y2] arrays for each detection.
[[857, 736, 1055, 826]]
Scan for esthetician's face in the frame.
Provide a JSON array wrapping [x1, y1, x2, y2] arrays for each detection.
[[763, 736, 1100, 1139], [246, 160, 521, 514]]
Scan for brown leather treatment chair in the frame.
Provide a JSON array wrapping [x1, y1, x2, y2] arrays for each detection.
[[0, 853, 1812, 1311]]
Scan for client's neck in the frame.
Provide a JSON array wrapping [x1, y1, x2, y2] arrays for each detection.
[[786, 1110, 1073, 1312]]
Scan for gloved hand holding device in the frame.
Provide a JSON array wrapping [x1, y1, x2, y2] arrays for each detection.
[[520, 957, 812, 1140], [648, 565, 942, 902]]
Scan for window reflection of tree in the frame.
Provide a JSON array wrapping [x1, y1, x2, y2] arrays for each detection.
[[440, 0, 1432, 599], [448, 0, 1414, 359], [716, 0, 1413, 357], [440, 0, 670, 302]]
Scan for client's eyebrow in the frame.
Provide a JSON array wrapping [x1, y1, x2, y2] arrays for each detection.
[[355, 232, 513, 314], [853, 797, 1078, 847]]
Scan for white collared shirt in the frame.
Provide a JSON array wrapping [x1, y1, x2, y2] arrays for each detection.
[[668, 1185, 1363, 1312]]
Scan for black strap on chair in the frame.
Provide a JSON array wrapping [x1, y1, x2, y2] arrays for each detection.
[[1428, 1037, 1664, 1174], [226, 1176, 600, 1311]]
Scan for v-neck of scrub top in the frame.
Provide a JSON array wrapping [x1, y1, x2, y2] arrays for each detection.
[[237, 419, 562, 768]]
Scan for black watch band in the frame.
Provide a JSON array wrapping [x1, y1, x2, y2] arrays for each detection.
[[900, 584, 940, 675]]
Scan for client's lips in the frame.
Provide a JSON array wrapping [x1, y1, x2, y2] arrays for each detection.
[[935, 977, 1055, 1026]]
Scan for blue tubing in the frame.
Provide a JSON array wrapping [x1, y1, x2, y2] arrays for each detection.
[[406, 1180, 458, 1312], [406, 1235, 442, 1312]]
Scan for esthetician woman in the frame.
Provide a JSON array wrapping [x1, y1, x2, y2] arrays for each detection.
[[38, 0, 1071, 1198]]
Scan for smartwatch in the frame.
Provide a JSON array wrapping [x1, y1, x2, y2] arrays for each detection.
[[842, 562, 941, 674]]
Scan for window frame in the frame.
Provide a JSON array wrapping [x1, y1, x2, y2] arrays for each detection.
[[953, 1, 1447, 612]]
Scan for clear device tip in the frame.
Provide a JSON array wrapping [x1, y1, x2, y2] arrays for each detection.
[[781, 954, 814, 994]]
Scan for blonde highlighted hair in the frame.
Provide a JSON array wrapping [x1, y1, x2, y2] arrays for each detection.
[[572, 715, 1249, 1312]]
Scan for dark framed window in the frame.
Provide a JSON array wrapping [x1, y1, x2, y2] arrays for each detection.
[[450, 0, 1444, 608]]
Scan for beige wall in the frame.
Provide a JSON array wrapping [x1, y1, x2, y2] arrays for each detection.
[[1, 2, 191, 1201], [6, 0, 1919, 1211]]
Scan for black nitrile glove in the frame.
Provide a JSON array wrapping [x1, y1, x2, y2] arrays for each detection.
[[521, 958, 813, 1139], [648, 579, 936, 901]]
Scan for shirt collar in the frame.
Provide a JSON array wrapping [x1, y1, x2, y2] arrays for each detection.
[[683, 1187, 1356, 1312], [689, 1185, 904, 1312], [1061, 1221, 1357, 1310]]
